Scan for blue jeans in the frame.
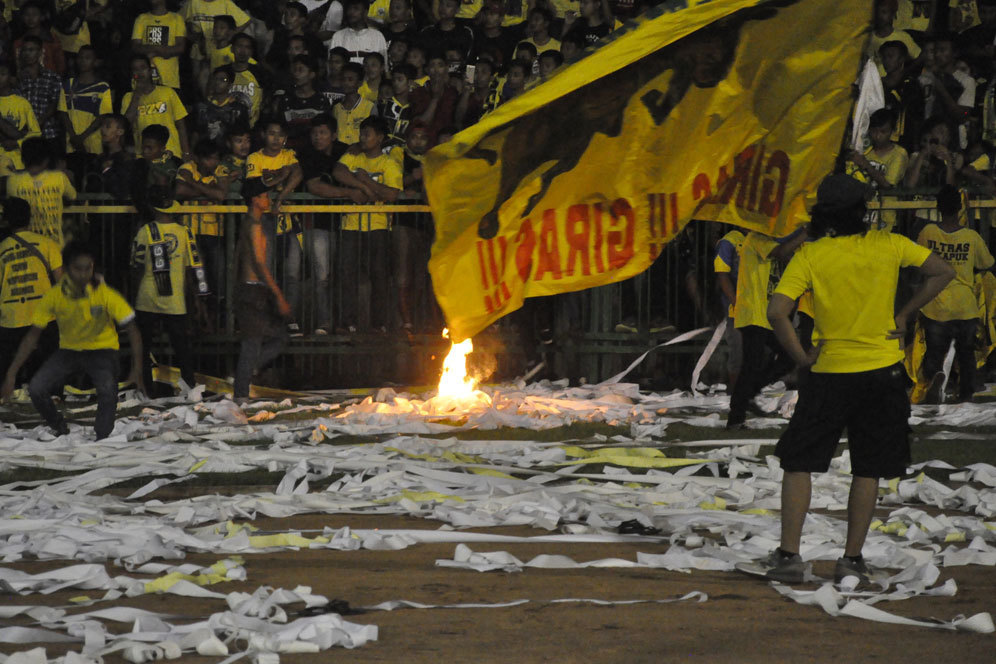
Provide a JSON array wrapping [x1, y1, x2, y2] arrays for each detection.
[[285, 228, 334, 329], [29, 348, 119, 439]]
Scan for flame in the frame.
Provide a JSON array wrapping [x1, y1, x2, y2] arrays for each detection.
[[437, 328, 477, 399]]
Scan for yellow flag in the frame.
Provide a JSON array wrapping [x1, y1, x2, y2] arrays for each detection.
[[425, 0, 869, 342]]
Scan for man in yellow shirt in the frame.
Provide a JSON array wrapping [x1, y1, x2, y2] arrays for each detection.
[[738, 174, 953, 586], [121, 54, 191, 161], [846, 108, 909, 231], [333, 115, 402, 332], [0, 198, 62, 389], [6, 137, 77, 247], [131, 0, 188, 90], [1, 241, 145, 439], [0, 60, 42, 170], [916, 185, 995, 403]]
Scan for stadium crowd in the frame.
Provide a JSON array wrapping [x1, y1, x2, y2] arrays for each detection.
[[1, 0, 996, 407]]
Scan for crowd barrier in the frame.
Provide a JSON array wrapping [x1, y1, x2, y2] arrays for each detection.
[[60, 190, 995, 389]]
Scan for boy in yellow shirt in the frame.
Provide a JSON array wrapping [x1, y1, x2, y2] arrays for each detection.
[[1, 241, 145, 439], [740, 174, 953, 585], [131, 0, 188, 89], [5, 137, 77, 247], [0, 61, 41, 170], [846, 108, 908, 230], [0, 198, 62, 389], [122, 54, 191, 162], [916, 185, 995, 403], [333, 115, 402, 332], [333, 63, 376, 145]]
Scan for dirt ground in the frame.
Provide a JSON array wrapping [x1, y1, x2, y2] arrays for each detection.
[[2, 510, 993, 664]]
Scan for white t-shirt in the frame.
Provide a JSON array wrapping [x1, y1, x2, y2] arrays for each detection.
[[327, 26, 387, 63], [318, 1, 344, 34]]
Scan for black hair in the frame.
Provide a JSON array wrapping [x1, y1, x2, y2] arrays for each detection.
[[193, 138, 221, 159], [77, 44, 98, 56], [507, 60, 529, 77], [20, 34, 44, 47], [213, 64, 236, 79], [329, 46, 351, 61], [62, 240, 98, 269], [392, 63, 416, 80], [809, 201, 867, 239], [538, 50, 563, 67], [3, 197, 31, 230], [227, 120, 252, 139], [360, 115, 388, 136], [364, 51, 385, 67], [141, 124, 170, 146], [130, 53, 152, 68], [921, 115, 956, 148], [213, 14, 237, 30], [878, 39, 909, 57], [937, 184, 962, 216], [291, 54, 319, 73], [529, 6, 553, 24], [343, 62, 364, 78], [260, 116, 288, 133], [868, 107, 896, 130], [927, 31, 957, 46], [286, 1, 309, 17], [231, 32, 255, 48], [561, 32, 585, 51], [100, 113, 130, 135], [425, 49, 447, 64], [310, 112, 337, 134], [20, 137, 49, 169], [514, 41, 537, 59]]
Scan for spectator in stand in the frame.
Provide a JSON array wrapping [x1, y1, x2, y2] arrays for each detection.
[[296, 114, 364, 334], [268, 2, 328, 73], [333, 62, 377, 144], [410, 51, 458, 143], [230, 33, 269, 127], [235, 118, 300, 396], [714, 225, 745, 392], [0, 197, 62, 392], [183, 0, 252, 101], [905, 116, 962, 235], [393, 121, 432, 341], [419, 0, 474, 60], [366, 0, 392, 25], [880, 40, 925, 152], [122, 54, 191, 162], [13, 2, 66, 75], [193, 65, 251, 145], [52, 0, 111, 72], [6, 137, 76, 247], [361, 52, 387, 103], [960, 0, 996, 81], [560, 31, 584, 61], [130, 175, 207, 395], [314, 0, 346, 42], [58, 45, 111, 184], [16, 35, 62, 157], [498, 59, 528, 105], [333, 115, 402, 333], [471, 0, 521, 71], [916, 185, 995, 404], [387, 35, 410, 72], [405, 43, 430, 84], [131, 0, 187, 91], [845, 108, 909, 231], [960, 139, 996, 192], [563, 0, 613, 45], [176, 139, 227, 309], [93, 113, 132, 198], [455, 57, 493, 128], [216, 121, 253, 198], [0, 61, 41, 171], [207, 15, 238, 71], [726, 227, 807, 429], [271, 55, 333, 153], [523, 7, 560, 59], [920, 32, 975, 149], [381, 0, 419, 49], [328, 0, 388, 64], [865, 0, 921, 75], [1, 240, 145, 438], [326, 47, 351, 105], [380, 62, 414, 145], [537, 49, 563, 81], [133, 125, 182, 207], [513, 40, 538, 73]]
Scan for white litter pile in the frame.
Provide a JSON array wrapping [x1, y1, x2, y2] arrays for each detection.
[[1, 381, 995, 663]]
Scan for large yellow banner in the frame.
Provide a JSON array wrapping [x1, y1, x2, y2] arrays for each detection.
[[424, 0, 869, 342]]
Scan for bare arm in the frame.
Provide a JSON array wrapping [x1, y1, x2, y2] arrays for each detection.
[[306, 176, 368, 202], [123, 321, 145, 394], [333, 163, 378, 198], [767, 293, 812, 367], [716, 272, 736, 307], [768, 227, 807, 263], [892, 253, 956, 338]]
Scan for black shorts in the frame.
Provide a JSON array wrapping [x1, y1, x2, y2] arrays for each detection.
[[775, 363, 911, 478]]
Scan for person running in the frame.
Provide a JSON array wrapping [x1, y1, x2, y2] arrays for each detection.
[[738, 174, 953, 585]]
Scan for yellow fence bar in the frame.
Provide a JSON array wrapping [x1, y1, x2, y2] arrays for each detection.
[[64, 204, 433, 214]]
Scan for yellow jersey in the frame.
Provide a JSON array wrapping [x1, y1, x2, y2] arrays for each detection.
[[0, 230, 62, 328], [131, 220, 202, 315], [917, 224, 995, 322], [845, 143, 908, 231], [132, 12, 187, 89], [178, 161, 222, 236], [333, 97, 376, 145], [733, 232, 779, 330], [0, 94, 41, 169], [775, 230, 932, 373], [57, 78, 113, 154], [121, 86, 189, 158], [246, 149, 298, 233], [32, 277, 135, 351], [6, 170, 77, 247], [232, 66, 265, 126], [183, 0, 251, 37], [338, 151, 403, 231]]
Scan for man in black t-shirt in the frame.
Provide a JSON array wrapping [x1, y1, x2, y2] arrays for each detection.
[[271, 55, 333, 153]]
